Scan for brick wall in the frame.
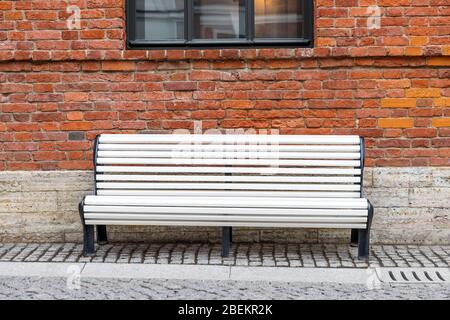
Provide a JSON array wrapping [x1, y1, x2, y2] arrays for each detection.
[[1, 57, 450, 171], [0, 1, 449, 243], [0, 0, 449, 171], [0, 0, 449, 60]]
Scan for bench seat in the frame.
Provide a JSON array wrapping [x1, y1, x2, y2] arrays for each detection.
[[82, 195, 369, 228], [79, 134, 374, 260]]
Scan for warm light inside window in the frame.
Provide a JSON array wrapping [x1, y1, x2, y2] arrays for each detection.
[[128, 0, 312, 48], [254, 0, 304, 39]]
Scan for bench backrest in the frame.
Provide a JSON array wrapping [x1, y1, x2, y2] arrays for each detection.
[[94, 134, 364, 199]]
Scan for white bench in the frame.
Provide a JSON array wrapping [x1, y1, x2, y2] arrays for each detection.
[[79, 134, 374, 260]]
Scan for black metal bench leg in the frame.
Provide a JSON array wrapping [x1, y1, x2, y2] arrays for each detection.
[[222, 227, 231, 257], [83, 225, 95, 256], [358, 202, 374, 260], [79, 200, 94, 256], [357, 229, 369, 260], [351, 229, 359, 247], [97, 225, 108, 244]]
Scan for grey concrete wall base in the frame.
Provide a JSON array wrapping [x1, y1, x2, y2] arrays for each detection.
[[0, 168, 449, 244]]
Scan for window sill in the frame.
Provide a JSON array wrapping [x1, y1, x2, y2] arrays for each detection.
[[128, 39, 312, 50]]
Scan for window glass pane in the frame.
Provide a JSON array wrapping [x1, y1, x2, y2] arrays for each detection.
[[135, 0, 185, 41], [193, 0, 246, 40], [254, 0, 303, 39]]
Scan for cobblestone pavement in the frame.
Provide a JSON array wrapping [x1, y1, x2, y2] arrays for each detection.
[[0, 243, 449, 268], [0, 276, 449, 300]]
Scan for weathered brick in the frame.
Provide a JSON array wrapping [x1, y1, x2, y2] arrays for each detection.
[[432, 118, 450, 128], [64, 92, 89, 102], [60, 122, 94, 131], [427, 57, 450, 66], [381, 98, 416, 108], [379, 118, 414, 128], [163, 82, 197, 91], [434, 98, 450, 107], [66, 112, 84, 121], [102, 61, 135, 71], [405, 88, 441, 98], [410, 36, 428, 46]]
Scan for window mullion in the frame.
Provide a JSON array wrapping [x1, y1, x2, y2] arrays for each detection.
[[127, 0, 136, 44], [304, 0, 313, 43], [247, 0, 254, 42], [185, 0, 192, 43]]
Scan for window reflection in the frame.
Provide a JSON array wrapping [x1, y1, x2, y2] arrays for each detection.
[[136, 0, 185, 41], [193, 0, 246, 40], [254, 0, 303, 39]]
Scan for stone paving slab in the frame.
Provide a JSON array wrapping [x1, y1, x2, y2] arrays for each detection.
[[1, 277, 449, 300], [0, 243, 449, 268], [0, 262, 397, 284]]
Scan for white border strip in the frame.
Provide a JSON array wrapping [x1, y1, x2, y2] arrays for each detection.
[[0, 262, 373, 284]]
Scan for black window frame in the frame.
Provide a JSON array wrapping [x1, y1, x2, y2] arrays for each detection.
[[126, 0, 314, 50]]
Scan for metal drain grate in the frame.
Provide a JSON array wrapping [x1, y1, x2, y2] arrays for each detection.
[[376, 268, 450, 284]]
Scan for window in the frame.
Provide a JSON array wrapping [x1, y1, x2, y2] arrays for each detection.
[[134, 0, 185, 41], [127, 0, 313, 49], [193, 0, 246, 40]]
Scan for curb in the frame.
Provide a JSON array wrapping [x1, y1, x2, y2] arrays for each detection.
[[0, 262, 374, 284]]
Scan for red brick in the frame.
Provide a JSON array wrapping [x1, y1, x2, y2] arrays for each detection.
[[60, 122, 94, 131], [432, 118, 450, 127], [8, 162, 41, 170], [80, 30, 105, 39], [211, 61, 245, 69], [58, 161, 92, 170], [32, 151, 65, 161], [64, 92, 89, 102], [66, 112, 84, 121], [405, 128, 438, 138], [164, 82, 197, 91], [102, 61, 135, 71], [56, 142, 91, 151], [32, 113, 63, 122], [3, 142, 38, 151]]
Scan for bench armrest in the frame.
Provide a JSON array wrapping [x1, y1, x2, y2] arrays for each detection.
[[93, 134, 101, 196], [360, 137, 365, 198]]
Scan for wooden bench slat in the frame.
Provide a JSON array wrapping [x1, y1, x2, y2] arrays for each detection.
[[96, 190, 362, 198], [84, 195, 368, 209], [84, 205, 367, 216], [99, 144, 361, 152], [96, 166, 362, 175], [99, 134, 361, 145], [84, 220, 367, 229], [98, 151, 361, 160], [96, 182, 362, 191], [97, 158, 361, 167], [96, 174, 362, 183], [84, 213, 368, 223]]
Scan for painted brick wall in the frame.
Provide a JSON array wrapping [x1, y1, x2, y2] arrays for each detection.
[[0, 0, 449, 171]]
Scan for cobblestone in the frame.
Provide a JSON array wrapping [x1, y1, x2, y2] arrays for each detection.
[[0, 243, 449, 268], [0, 276, 449, 300]]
